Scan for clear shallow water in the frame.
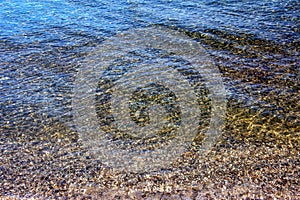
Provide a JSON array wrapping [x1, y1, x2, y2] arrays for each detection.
[[0, 1, 299, 150], [0, 0, 299, 198]]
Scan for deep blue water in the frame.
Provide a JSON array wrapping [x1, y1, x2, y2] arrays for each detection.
[[0, 0, 299, 131]]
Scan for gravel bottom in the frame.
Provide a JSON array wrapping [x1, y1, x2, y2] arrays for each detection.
[[1, 120, 299, 199]]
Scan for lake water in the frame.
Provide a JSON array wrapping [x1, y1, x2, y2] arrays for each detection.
[[1, 0, 298, 138], [0, 0, 299, 197]]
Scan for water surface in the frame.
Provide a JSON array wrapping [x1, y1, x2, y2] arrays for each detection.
[[0, 0, 299, 197]]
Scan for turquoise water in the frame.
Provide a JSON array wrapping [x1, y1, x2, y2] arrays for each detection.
[[0, 0, 299, 140]]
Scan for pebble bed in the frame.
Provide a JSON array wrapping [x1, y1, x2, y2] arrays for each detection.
[[1, 116, 299, 199]]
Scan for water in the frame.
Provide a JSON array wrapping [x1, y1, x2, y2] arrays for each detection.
[[1, 0, 299, 167], [0, 0, 299, 198], [0, 1, 298, 138], [0, 0, 299, 142]]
